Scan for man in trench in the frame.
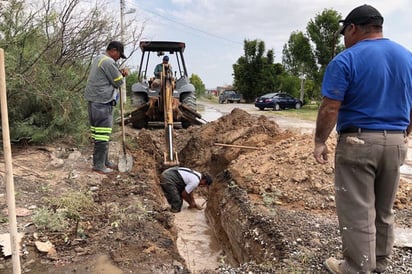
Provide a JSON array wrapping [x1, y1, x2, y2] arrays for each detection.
[[160, 167, 213, 213]]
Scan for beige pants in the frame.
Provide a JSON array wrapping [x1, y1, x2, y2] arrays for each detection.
[[334, 131, 407, 273]]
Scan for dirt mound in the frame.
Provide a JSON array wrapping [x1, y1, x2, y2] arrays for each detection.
[[174, 108, 410, 213], [0, 107, 410, 273]]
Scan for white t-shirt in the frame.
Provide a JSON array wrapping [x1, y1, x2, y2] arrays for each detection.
[[177, 168, 201, 194]]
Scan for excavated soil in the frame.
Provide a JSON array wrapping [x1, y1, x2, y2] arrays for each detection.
[[0, 108, 410, 273]]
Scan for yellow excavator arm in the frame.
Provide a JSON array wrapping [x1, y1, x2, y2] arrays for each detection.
[[161, 64, 179, 166]]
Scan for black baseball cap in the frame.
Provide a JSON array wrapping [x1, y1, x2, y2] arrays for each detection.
[[339, 4, 383, 35], [107, 41, 126, 59]]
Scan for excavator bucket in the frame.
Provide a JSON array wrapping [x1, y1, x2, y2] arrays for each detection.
[[178, 103, 206, 125]]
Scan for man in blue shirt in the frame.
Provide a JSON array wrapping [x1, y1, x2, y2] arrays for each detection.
[[314, 4, 412, 274]]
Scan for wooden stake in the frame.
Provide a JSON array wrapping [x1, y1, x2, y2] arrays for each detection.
[[214, 143, 262, 150], [0, 48, 22, 274]]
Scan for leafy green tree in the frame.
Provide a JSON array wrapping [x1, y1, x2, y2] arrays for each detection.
[[306, 8, 343, 97], [233, 39, 283, 101], [282, 31, 317, 79], [280, 8, 343, 101], [277, 73, 300, 97], [307, 8, 342, 69], [0, 0, 144, 144], [189, 74, 206, 97], [125, 70, 138, 97]]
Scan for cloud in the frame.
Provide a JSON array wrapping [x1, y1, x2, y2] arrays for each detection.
[[126, 0, 412, 88]]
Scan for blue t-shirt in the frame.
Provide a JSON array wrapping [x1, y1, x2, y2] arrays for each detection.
[[321, 38, 412, 132]]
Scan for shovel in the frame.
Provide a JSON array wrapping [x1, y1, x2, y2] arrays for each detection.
[[118, 84, 133, 172]]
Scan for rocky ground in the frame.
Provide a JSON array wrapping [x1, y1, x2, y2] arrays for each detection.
[[0, 108, 410, 273]]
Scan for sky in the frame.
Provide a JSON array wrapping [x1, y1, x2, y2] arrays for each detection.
[[118, 0, 412, 89]]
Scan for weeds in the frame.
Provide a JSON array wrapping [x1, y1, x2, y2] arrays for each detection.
[[32, 191, 96, 233], [44, 191, 96, 220], [32, 207, 68, 231], [262, 191, 280, 207]]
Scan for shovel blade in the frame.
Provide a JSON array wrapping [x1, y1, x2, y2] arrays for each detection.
[[118, 154, 133, 172]]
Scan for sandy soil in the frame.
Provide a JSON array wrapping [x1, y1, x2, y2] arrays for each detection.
[[0, 108, 410, 273]]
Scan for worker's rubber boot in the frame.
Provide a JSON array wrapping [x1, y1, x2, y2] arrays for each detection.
[[92, 142, 114, 174], [104, 143, 118, 170]]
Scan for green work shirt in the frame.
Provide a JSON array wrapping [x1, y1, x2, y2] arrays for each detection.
[[154, 63, 163, 79]]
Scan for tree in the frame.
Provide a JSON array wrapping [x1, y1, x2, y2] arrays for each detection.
[[0, 0, 145, 143], [306, 8, 342, 95], [281, 8, 343, 100], [282, 31, 317, 79], [233, 39, 283, 101], [189, 74, 206, 97]]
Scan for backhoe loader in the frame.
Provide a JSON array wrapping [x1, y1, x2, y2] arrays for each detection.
[[124, 41, 205, 166]]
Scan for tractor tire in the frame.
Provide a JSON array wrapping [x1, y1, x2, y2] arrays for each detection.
[[181, 92, 196, 110], [131, 109, 148, 129], [131, 93, 147, 108], [180, 92, 197, 129]]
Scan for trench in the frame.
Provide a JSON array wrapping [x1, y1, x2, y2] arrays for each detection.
[[174, 103, 412, 273], [172, 105, 228, 272], [174, 198, 222, 272], [170, 103, 289, 272]]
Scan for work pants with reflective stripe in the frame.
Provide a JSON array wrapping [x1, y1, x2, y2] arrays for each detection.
[[88, 101, 113, 143], [334, 132, 407, 273]]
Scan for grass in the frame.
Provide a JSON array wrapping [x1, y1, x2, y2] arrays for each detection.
[[271, 104, 319, 121], [200, 95, 319, 121], [32, 207, 68, 232], [32, 191, 97, 232]]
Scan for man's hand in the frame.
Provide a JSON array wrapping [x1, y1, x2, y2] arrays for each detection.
[[314, 142, 329, 164], [313, 97, 340, 165], [120, 68, 129, 77], [188, 204, 203, 210]]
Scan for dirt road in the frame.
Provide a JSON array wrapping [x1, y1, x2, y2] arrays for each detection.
[[198, 100, 316, 134]]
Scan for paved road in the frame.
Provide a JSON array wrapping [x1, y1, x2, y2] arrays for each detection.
[[198, 100, 315, 134]]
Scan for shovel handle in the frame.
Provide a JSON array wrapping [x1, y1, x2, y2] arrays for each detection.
[[119, 84, 127, 154]]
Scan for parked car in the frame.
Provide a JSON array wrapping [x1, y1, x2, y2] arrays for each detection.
[[254, 92, 303, 111], [219, 90, 241, 104]]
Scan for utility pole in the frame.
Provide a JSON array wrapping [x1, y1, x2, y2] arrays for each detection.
[[120, 0, 126, 103], [120, 0, 125, 44], [119, 1, 135, 103], [299, 73, 305, 103]]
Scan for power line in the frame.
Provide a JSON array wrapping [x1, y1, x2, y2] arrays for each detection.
[[127, 1, 242, 45]]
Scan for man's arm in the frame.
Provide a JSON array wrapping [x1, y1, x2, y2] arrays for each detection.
[[406, 110, 412, 136], [181, 190, 202, 210], [314, 97, 341, 164], [101, 59, 125, 88]]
